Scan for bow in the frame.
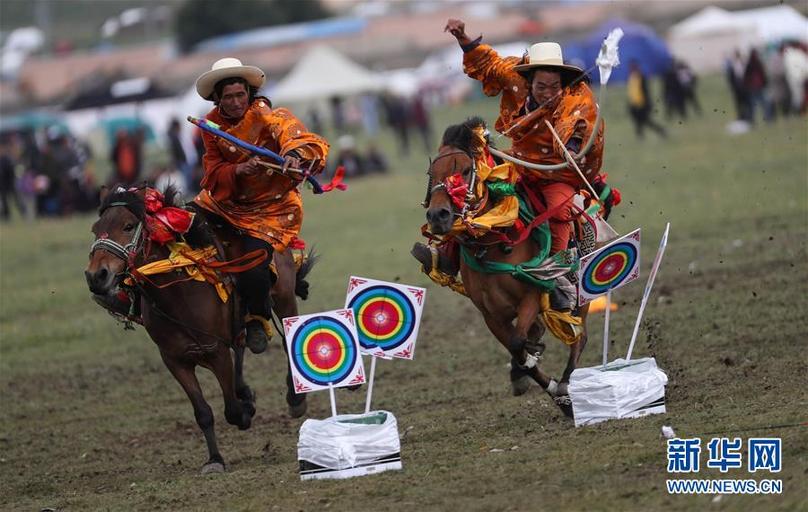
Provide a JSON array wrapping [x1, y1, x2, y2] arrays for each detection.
[[187, 116, 346, 195]]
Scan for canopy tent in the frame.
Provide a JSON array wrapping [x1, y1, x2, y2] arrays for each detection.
[[63, 75, 174, 111], [668, 5, 808, 72], [563, 20, 673, 83], [269, 45, 384, 104], [0, 110, 70, 135]]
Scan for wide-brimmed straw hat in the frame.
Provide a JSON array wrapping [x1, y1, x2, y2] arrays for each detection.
[[513, 42, 584, 81], [195, 57, 265, 100]]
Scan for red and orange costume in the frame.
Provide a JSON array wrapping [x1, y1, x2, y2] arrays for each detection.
[[462, 44, 605, 253], [194, 97, 329, 252]]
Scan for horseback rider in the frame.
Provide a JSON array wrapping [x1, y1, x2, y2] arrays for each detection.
[[413, 19, 605, 309], [194, 58, 329, 354]]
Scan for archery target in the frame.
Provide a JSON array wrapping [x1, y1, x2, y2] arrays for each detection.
[[345, 277, 426, 359], [283, 309, 365, 393], [577, 228, 641, 305]]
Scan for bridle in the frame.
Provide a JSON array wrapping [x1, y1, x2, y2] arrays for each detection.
[[89, 201, 145, 264], [422, 149, 479, 219]]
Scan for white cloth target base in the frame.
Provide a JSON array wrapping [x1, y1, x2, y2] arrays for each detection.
[[568, 358, 667, 427], [298, 410, 402, 481]]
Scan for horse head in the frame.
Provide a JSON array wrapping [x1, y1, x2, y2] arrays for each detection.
[[85, 186, 149, 295], [424, 116, 488, 235]]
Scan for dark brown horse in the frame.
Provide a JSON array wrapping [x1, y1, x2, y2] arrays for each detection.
[[422, 118, 590, 416], [85, 186, 313, 473]]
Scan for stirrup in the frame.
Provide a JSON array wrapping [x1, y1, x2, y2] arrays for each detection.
[[244, 314, 274, 338]]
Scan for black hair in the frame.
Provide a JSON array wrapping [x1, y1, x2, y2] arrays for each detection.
[[519, 67, 590, 89], [211, 77, 259, 105]]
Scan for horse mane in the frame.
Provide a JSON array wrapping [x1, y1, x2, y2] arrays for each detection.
[[99, 184, 185, 220], [98, 185, 212, 249], [99, 188, 145, 219], [440, 116, 487, 155]]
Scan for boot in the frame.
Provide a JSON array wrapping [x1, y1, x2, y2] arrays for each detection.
[[549, 275, 576, 311], [411, 242, 457, 275], [244, 315, 272, 354]]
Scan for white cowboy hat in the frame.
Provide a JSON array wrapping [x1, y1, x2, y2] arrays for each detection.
[[513, 42, 584, 78], [195, 57, 266, 100]]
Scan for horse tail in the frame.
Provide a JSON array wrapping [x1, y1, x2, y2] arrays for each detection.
[[295, 249, 318, 301]]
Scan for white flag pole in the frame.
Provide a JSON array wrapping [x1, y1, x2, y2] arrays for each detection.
[[626, 223, 670, 361], [328, 382, 337, 417], [602, 289, 612, 367], [364, 356, 378, 413]]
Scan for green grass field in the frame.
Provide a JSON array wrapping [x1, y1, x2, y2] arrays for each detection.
[[1, 76, 807, 511]]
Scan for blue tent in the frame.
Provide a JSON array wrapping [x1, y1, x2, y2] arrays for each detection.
[[563, 19, 673, 84]]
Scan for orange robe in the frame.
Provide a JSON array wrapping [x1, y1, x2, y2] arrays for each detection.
[[194, 98, 329, 251], [462, 44, 605, 187]]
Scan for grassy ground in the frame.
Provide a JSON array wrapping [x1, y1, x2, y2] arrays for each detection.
[[1, 76, 806, 511]]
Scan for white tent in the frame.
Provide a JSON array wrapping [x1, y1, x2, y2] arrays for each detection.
[[269, 45, 384, 104], [668, 5, 808, 72]]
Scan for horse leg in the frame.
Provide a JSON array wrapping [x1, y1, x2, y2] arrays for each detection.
[[550, 309, 590, 418], [205, 344, 255, 431], [160, 353, 225, 473], [508, 293, 540, 396], [271, 252, 307, 418], [233, 345, 255, 409], [479, 308, 554, 395]]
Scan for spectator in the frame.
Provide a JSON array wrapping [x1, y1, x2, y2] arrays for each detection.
[[676, 60, 701, 118], [166, 118, 190, 189], [364, 142, 389, 174], [359, 94, 380, 137], [0, 137, 26, 221], [307, 107, 324, 136], [783, 45, 808, 114], [626, 60, 667, 139], [109, 129, 141, 186], [38, 127, 79, 216], [725, 49, 749, 121], [743, 49, 773, 124], [382, 93, 411, 156], [662, 64, 685, 120], [410, 95, 434, 152], [330, 96, 345, 132], [332, 135, 365, 178]]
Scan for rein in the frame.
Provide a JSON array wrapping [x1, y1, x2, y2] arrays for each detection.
[[89, 198, 266, 346]]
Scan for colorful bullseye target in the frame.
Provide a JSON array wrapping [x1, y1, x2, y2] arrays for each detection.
[[283, 310, 365, 393], [577, 228, 641, 306], [345, 277, 426, 359]]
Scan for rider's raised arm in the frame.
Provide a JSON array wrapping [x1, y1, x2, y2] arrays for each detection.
[[462, 43, 525, 98], [260, 107, 330, 175]]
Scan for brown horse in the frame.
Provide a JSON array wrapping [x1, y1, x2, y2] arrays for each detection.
[[421, 118, 590, 416], [84, 186, 312, 473]]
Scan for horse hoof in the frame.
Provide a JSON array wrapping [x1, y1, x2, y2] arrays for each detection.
[[242, 400, 256, 419], [511, 375, 532, 396], [288, 400, 308, 418], [553, 395, 574, 419], [201, 461, 225, 475]]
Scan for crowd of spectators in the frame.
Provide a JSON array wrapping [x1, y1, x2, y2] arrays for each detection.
[[725, 42, 808, 125]]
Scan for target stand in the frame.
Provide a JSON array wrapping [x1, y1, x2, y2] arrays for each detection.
[[284, 309, 403, 481], [298, 410, 402, 481], [570, 225, 672, 427]]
